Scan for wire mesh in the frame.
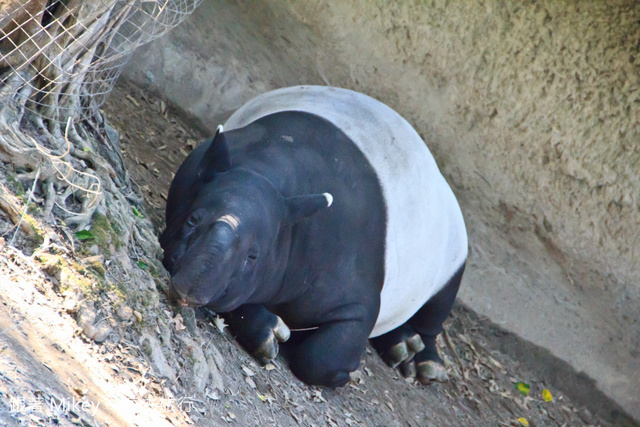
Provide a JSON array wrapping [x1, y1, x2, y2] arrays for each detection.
[[0, 0, 202, 124]]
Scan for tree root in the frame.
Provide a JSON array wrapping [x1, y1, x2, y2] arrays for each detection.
[[0, 182, 41, 239]]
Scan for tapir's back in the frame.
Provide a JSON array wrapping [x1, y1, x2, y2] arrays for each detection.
[[224, 86, 467, 337]]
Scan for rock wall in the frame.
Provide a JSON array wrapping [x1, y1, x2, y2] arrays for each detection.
[[122, 0, 640, 420]]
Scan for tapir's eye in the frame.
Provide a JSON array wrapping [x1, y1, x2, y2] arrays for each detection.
[[242, 248, 259, 272], [247, 247, 259, 261], [244, 249, 259, 269], [186, 214, 199, 228]]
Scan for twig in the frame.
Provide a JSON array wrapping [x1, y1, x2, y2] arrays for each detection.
[[443, 327, 466, 378], [10, 167, 40, 247], [0, 319, 26, 336]]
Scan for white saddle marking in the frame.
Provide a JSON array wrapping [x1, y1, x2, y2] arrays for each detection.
[[224, 86, 468, 337]]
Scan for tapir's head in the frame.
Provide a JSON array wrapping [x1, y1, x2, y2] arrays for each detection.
[[160, 126, 332, 312]]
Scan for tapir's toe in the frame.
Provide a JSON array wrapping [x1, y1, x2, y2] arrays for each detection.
[[380, 332, 425, 368], [399, 358, 417, 378], [254, 316, 290, 364], [416, 360, 448, 383], [397, 358, 448, 383]]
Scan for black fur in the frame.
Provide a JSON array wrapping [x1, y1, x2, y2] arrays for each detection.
[[161, 112, 386, 386]]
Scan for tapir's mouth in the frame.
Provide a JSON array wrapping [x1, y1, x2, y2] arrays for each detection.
[[170, 286, 207, 308], [177, 296, 199, 307], [175, 295, 205, 308]]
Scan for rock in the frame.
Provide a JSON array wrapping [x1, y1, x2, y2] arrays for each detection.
[[116, 305, 133, 321], [76, 302, 112, 342], [179, 307, 197, 334], [140, 334, 176, 382], [182, 336, 213, 393]]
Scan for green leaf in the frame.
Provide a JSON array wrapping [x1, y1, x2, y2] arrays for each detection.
[[75, 230, 94, 240], [132, 206, 144, 218], [137, 260, 148, 269], [542, 388, 553, 402], [82, 147, 91, 152], [515, 382, 530, 396]]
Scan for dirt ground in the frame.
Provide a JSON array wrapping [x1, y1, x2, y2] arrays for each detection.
[[0, 0, 638, 426], [0, 81, 628, 427]]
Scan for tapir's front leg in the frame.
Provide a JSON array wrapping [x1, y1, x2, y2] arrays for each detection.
[[288, 304, 374, 388], [223, 304, 290, 364]]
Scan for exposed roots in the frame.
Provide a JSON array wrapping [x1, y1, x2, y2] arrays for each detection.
[[0, 110, 160, 267]]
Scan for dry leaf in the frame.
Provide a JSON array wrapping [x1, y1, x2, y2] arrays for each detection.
[[245, 377, 257, 388], [173, 314, 186, 331], [213, 315, 227, 333], [312, 390, 327, 403], [206, 389, 221, 401], [126, 94, 140, 107]]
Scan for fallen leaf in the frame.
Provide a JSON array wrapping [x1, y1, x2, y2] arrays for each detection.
[[517, 417, 529, 427], [73, 387, 87, 396], [206, 389, 221, 401], [245, 377, 257, 388], [515, 382, 530, 396], [132, 206, 144, 218], [312, 390, 327, 403], [242, 365, 255, 377], [75, 230, 94, 240], [212, 315, 227, 333], [126, 94, 140, 107], [173, 314, 186, 331], [542, 388, 553, 402]]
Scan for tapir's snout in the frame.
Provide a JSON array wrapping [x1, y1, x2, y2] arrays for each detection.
[[176, 295, 191, 307], [170, 285, 206, 308]]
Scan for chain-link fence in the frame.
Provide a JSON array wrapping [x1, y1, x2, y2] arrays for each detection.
[[1, 0, 201, 125]]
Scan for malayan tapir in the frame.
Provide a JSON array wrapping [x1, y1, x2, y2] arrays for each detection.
[[160, 86, 467, 387]]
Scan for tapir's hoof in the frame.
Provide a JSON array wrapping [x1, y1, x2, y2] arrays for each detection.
[[416, 360, 448, 383], [382, 333, 425, 368], [400, 359, 417, 378], [254, 316, 290, 364]]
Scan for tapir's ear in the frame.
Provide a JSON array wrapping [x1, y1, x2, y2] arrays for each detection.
[[285, 193, 333, 225], [199, 125, 231, 182]]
